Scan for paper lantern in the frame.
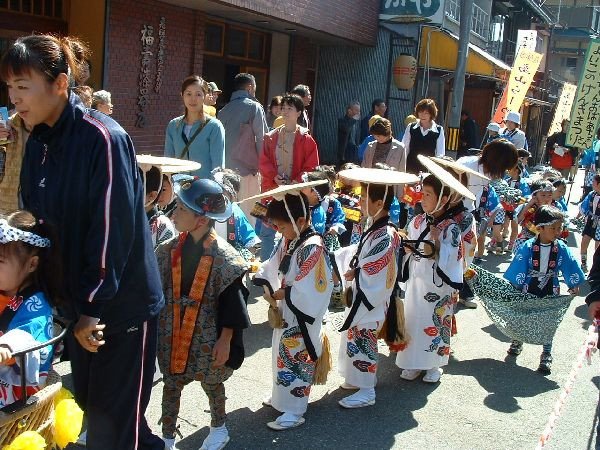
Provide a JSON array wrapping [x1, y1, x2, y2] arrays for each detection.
[[393, 54, 417, 90]]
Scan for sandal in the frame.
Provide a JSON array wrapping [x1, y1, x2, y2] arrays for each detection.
[[537, 352, 553, 375], [338, 388, 376, 409], [267, 413, 305, 431], [422, 367, 443, 383], [400, 369, 421, 381], [507, 340, 523, 356]]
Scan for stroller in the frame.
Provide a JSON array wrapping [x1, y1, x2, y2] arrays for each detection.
[[0, 318, 68, 447]]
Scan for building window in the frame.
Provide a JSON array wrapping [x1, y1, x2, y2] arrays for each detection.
[[445, 0, 489, 39], [0, 0, 63, 18], [205, 22, 224, 56], [563, 57, 577, 68], [205, 20, 268, 63]]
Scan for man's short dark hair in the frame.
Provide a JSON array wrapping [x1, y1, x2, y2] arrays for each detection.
[[234, 73, 255, 91], [371, 98, 385, 112], [291, 84, 310, 97]]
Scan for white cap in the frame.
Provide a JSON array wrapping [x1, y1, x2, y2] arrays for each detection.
[[487, 122, 501, 133], [505, 111, 521, 125]]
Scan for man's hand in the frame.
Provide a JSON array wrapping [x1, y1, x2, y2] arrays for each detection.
[[272, 288, 285, 301], [568, 286, 580, 296], [212, 329, 232, 367], [429, 225, 441, 241], [74, 315, 106, 353], [344, 269, 355, 281], [274, 175, 287, 186], [589, 301, 600, 321], [0, 345, 12, 364]]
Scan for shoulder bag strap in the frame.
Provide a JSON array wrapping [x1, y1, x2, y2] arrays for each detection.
[[179, 118, 211, 159]]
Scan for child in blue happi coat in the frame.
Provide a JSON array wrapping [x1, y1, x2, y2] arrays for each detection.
[[0, 210, 60, 408], [473, 183, 500, 262], [212, 168, 261, 261], [504, 206, 584, 374], [579, 174, 600, 272], [301, 170, 346, 252], [501, 164, 530, 251]]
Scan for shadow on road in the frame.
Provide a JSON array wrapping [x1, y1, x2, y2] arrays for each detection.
[[480, 324, 512, 343], [445, 356, 559, 414], [177, 352, 435, 449]]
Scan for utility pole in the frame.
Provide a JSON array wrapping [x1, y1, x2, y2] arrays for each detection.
[[446, 0, 474, 159]]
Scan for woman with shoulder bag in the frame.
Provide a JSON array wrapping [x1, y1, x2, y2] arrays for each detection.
[[164, 75, 225, 178]]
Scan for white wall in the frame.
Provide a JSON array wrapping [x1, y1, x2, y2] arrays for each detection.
[[268, 33, 290, 102]]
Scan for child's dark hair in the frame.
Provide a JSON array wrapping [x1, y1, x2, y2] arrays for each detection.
[[266, 193, 310, 223], [305, 171, 331, 198], [530, 179, 554, 194], [214, 168, 241, 194], [550, 177, 566, 189], [0, 211, 63, 306], [145, 167, 162, 204], [339, 162, 360, 171], [594, 174, 600, 184], [314, 165, 336, 185], [360, 183, 394, 211], [480, 139, 519, 179], [422, 175, 451, 201], [534, 205, 564, 226]]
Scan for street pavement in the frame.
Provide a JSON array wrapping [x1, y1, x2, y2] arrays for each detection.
[[60, 168, 600, 450]]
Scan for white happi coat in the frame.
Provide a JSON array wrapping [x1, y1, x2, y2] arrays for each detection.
[[333, 220, 400, 388], [396, 214, 463, 371], [254, 232, 332, 415]]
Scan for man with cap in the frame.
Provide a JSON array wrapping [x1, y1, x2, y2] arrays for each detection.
[[204, 81, 222, 117], [501, 111, 528, 150], [155, 176, 250, 450], [485, 122, 501, 146]]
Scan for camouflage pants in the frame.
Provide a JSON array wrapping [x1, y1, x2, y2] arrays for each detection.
[[161, 367, 233, 438]]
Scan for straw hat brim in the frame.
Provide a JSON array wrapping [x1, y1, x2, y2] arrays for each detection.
[[430, 156, 490, 181], [136, 154, 201, 172], [161, 162, 202, 173], [418, 155, 476, 201], [241, 179, 329, 203], [337, 168, 419, 185]]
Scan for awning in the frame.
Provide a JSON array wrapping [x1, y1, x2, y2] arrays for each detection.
[[523, 96, 554, 108], [418, 26, 511, 80]]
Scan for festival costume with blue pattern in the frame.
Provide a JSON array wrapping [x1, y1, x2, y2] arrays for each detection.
[[333, 216, 401, 388], [255, 228, 332, 415], [0, 288, 53, 408], [395, 214, 463, 371]]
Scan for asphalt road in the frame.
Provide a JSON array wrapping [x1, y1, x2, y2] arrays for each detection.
[[60, 168, 600, 450]]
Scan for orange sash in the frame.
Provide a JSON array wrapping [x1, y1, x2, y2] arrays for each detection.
[[170, 232, 214, 374]]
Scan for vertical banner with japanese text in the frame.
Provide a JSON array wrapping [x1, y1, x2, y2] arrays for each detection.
[[492, 48, 543, 124], [566, 39, 600, 148], [548, 83, 577, 135]]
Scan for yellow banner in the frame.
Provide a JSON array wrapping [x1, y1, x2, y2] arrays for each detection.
[[567, 39, 600, 148], [549, 83, 577, 135], [492, 48, 543, 124]]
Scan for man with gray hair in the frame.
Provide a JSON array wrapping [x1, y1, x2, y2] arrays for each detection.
[[291, 84, 311, 129], [92, 90, 112, 116], [337, 100, 361, 167], [218, 73, 268, 223], [91, 90, 113, 115]]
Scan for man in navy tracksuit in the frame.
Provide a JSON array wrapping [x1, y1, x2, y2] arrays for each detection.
[[20, 93, 165, 449]]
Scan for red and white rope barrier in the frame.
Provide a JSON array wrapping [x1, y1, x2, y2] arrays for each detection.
[[536, 320, 599, 449]]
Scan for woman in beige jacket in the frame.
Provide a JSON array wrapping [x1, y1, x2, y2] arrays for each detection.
[[0, 113, 30, 214], [361, 117, 407, 172]]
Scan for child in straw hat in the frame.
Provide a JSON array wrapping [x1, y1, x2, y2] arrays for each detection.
[[332, 167, 417, 408], [251, 181, 333, 430], [395, 156, 471, 383]]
